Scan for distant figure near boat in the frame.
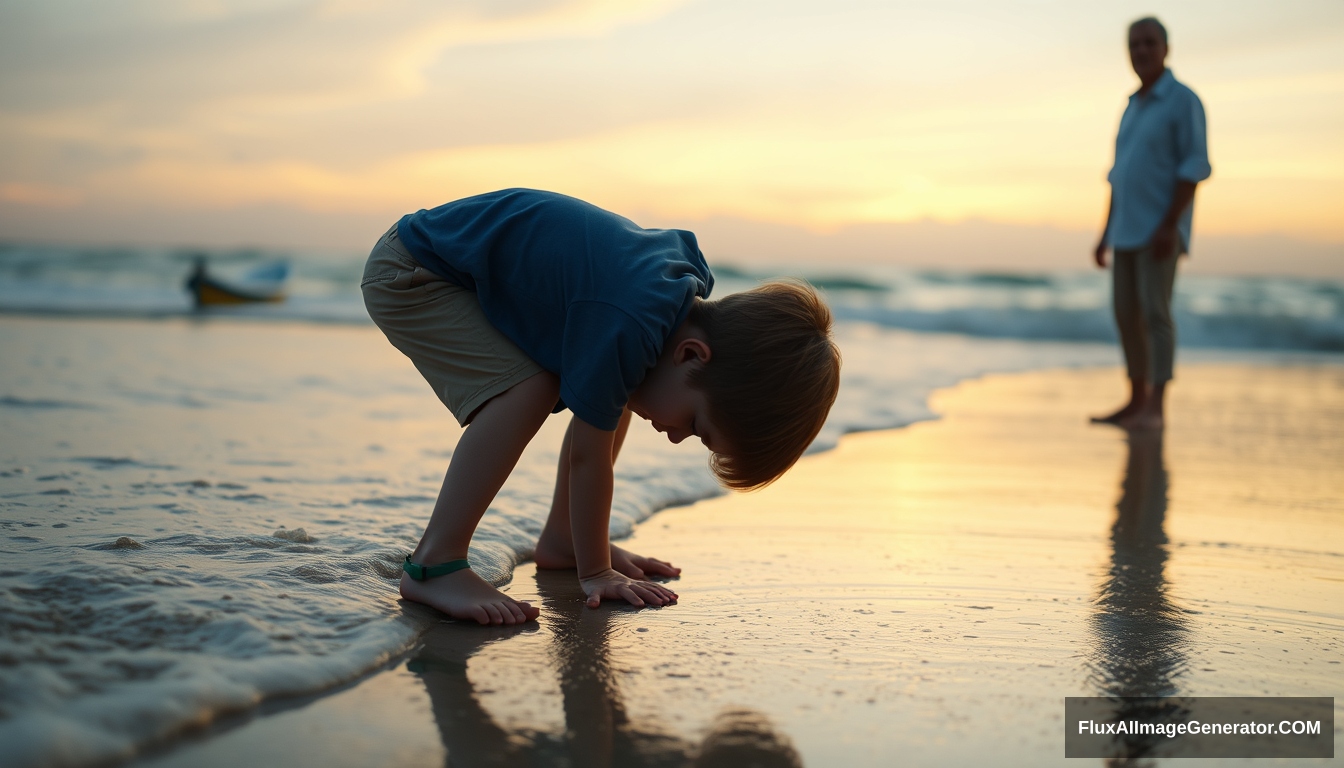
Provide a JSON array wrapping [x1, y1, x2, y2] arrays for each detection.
[[1091, 17, 1211, 431], [184, 255, 290, 308]]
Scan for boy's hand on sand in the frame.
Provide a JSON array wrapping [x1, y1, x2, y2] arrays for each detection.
[[579, 569, 678, 609], [611, 544, 681, 580]]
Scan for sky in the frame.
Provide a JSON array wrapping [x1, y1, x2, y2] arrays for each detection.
[[1, 0, 1341, 273]]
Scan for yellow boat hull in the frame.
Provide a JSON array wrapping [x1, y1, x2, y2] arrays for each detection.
[[192, 279, 285, 306]]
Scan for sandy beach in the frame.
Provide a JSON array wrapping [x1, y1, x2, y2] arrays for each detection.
[[115, 362, 1343, 768], [4, 3, 1344, 766]]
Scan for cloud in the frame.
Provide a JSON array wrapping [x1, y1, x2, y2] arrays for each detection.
[[57, 93, 1114, 229], [1, 0, 1342, 246], [0, 182, 83, 207], [1, 1, 697, 111]]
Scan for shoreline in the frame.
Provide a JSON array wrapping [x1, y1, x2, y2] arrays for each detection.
[[130, 363, 1344, 768], [3, 314, 1340, 767]]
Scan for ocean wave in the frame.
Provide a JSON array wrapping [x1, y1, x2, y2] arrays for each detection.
[[3, 242, 1340, 352], [832, 305, 1344, 352]]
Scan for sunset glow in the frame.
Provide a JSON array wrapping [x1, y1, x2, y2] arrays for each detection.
[[1, 0, 1341, 262]]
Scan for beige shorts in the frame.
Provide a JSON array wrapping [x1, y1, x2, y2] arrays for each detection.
[[361, 224, 544, 425]]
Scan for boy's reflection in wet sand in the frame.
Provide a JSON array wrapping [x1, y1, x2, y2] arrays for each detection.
[[1087, 430, 1192, 765], [406, 569, 803, 768]]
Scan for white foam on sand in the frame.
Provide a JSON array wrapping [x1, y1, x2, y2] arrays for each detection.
[[0, 315, 1328, 767]]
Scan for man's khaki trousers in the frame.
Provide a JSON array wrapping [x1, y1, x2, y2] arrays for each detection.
[[1112, 243, 1179, 384]]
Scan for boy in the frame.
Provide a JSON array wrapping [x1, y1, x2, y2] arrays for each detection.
[[362, 189, 840, 625]]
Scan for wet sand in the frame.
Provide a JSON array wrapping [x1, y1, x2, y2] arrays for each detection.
[[134, 364, 1343, 767]]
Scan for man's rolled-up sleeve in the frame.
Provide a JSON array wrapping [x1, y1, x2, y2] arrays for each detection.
[[1176, 92, 1212, 183]]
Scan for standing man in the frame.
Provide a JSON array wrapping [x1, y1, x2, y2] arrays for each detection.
[[1092, 17, 1211, 430]]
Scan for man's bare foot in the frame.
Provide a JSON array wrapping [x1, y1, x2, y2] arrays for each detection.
[[534, 541, 681, 580], [1119, 409, 1164, 431], [1090, 403, 1139, 424], [399, 568, 540, 625]]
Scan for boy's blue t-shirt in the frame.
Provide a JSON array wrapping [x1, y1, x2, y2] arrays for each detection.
[[395, 189, 714, 431]]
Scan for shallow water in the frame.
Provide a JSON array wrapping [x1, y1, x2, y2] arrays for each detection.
[[0, 314, 1180, 767]]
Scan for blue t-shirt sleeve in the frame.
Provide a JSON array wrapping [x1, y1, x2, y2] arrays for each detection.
[[559, 301, 658, 431]]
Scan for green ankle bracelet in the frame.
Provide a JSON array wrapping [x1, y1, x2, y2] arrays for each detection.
[[403, 555, 471, 581]]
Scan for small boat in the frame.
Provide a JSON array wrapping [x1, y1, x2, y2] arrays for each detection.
[[185, 257, 289, 308]]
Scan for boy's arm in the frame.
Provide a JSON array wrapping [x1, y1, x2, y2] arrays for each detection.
[[569, 417, 678, 608], [568, 417, 615, 578]]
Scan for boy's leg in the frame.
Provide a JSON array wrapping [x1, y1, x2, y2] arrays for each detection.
[[400, 371, 559, 625], [534, 410, 681, 578], [533, 411, 622, 567], [363, 226, 554, 623]]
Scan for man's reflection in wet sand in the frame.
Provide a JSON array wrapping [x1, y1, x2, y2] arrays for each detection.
[[1087, 430, 1191, 765], [406, 569, 803, 768]]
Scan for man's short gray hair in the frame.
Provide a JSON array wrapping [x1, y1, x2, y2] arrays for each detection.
[[1129, 16, 1168, 44]]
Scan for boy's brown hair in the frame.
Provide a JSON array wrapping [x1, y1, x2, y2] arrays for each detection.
[[687, 279, 841, 491]]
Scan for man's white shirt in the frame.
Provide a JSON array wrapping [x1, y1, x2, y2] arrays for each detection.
[[1106, 68, 1212, 252]]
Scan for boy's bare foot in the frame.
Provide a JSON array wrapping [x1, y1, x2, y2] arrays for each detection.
[[399, 568, 540, 625], [534, 541, 681, 580]]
